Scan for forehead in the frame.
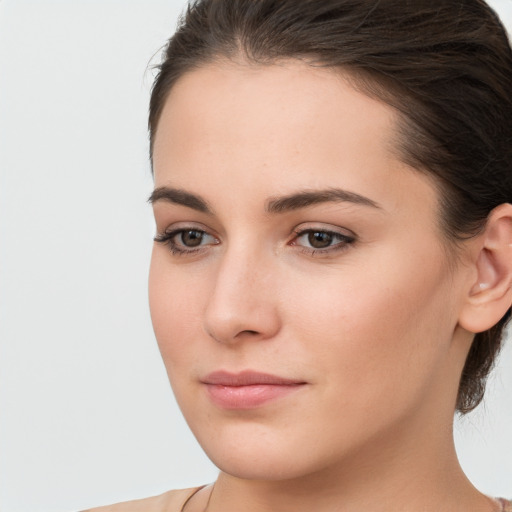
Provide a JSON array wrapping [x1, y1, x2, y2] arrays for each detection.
[[152, 60, 439, 221], [153, 59, 398, 170]]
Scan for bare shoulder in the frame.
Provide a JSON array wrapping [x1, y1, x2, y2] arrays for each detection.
[[81, 487, 202, 512]]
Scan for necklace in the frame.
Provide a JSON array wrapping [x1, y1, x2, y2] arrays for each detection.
[[182, 485, 508, 512], [180, 483, 216, 512]]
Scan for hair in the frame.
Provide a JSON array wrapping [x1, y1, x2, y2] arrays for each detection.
[[148, 0, 512, 414]]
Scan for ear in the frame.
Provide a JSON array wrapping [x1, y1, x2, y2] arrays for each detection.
[[458, 203, 512, 334]]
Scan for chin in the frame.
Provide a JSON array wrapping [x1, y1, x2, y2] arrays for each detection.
[[190, 421, 345, 482], [210, 450, 314, 481]]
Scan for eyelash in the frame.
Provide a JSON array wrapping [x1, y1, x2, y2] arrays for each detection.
[[153, 227, 356, 257], [153, 228, 218, 256], [291, 228, 356, 256]]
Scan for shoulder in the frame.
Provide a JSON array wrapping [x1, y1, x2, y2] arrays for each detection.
[[81, 487, 203, 512]]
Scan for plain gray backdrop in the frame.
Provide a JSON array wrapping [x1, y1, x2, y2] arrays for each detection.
[[1, 1, 511, 511]]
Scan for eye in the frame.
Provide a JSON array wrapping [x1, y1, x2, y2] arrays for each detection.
[[303, 231, 336, 249], [178, 229, 208, 247], [292, 228, 355, 254], [154, 227, 219, 255]]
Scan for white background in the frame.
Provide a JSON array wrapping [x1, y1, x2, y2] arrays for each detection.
[[0, 1, 511, 511]]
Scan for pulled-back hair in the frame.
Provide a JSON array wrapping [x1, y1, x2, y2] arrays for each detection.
[[148, 0, 512, 413]]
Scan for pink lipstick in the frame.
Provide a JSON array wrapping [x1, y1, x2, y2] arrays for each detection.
[[202, 370, 306, 409]]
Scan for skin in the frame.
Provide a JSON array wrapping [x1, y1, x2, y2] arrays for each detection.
[[149, 60, 507, 512]]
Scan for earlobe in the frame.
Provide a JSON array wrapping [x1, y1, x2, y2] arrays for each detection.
[[459, 203, 512, 334]]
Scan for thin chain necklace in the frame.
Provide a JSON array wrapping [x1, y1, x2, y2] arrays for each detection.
[[181, 483, 215, 512], [181, 485, 507, 512]]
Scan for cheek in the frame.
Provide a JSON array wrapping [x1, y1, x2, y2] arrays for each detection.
[[284, 245, 456, 408], [148, 249, 207, 372]]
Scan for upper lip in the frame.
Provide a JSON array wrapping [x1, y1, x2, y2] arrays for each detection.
[[202, 370, 305, 386]]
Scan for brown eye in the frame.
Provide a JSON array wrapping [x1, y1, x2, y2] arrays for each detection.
[[180, 230, 204, 247], [307, 231, 333, 249], [154, 227, 218, 255], [293, 228, 355, 254]]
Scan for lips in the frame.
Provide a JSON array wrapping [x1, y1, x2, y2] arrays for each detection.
[[202, 370, 306, 409]]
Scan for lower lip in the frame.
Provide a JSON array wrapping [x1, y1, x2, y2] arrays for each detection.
[[205, 383, 305, 409]]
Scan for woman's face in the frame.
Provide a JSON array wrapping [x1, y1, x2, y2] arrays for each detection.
[[149, 61, 471, 480]]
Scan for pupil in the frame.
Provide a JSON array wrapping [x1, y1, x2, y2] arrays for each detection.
[[181, 230, 203, 247], [308, 231, 332, 249]]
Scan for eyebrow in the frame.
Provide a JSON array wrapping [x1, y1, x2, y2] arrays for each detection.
[[148, 187, 213, 214], [265, 188, 382, 213], [148, 186, 382, 214]]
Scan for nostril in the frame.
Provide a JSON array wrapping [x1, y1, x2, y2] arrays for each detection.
[[233, 329, 261, 338]]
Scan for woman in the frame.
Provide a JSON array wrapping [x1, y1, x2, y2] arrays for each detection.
[[86, 0, 512, 510]]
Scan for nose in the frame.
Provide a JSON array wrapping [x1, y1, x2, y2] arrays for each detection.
[[203, 246, 281, 345]]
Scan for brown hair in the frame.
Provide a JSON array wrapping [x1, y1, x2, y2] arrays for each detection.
[[148, 0, 512, 413]]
